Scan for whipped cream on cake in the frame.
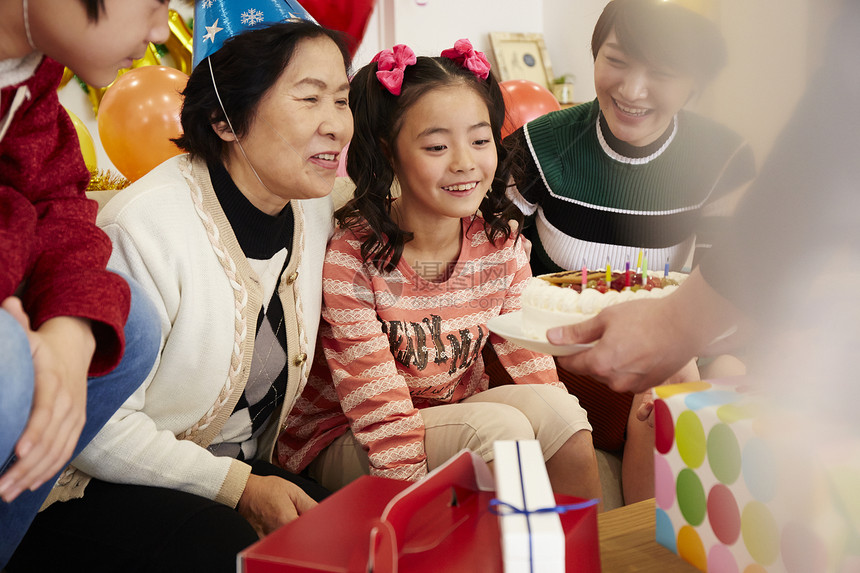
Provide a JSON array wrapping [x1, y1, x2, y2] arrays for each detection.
[[520, 270, 686, 340]]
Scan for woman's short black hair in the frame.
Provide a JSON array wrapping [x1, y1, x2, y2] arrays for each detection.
[[592, 0, 727, 86], [171, 20, 351, 165]]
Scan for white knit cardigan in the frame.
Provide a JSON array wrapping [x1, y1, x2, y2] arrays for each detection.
[[45, 154, 333, 509]]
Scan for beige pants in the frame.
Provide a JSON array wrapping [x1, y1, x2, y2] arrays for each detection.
[[308, 384, 592, 491]]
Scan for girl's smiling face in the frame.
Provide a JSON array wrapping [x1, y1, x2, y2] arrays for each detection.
[[594, 29, 697, 147], [392, 84, 497, 225]]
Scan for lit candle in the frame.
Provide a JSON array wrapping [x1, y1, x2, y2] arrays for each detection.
[[625, 256, 631, 288], [581, 258, 587, 290], [641, 257, 648, 286]]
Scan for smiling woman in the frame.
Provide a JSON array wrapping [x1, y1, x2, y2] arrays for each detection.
[[505, 0, 747, 277], [175, 23, 353, 213], [593, 29, 698, 147], [210, 36, 352, 213], [502, 0, 756, 508], [8, 20, 354, 573]]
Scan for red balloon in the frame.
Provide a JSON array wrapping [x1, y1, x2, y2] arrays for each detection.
[[98, 66, 187, 182], [302, 0, 376, 57], [499, 79, 561, 139]]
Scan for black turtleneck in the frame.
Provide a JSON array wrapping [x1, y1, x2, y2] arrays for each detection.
[[208, 160, 294, 261], [598, 110, 676, 159], [205, 160, 295, 462]]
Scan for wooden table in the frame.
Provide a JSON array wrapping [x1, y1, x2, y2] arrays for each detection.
[[598, 499, 697, 572]]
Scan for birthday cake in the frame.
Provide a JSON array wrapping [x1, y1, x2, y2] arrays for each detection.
[[520, 270, 687, 340]]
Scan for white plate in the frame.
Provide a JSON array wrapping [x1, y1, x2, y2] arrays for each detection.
[[486, 311, 594, 356]]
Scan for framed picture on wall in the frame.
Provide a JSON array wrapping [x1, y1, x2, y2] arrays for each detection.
[[488, 32, 555, 90]]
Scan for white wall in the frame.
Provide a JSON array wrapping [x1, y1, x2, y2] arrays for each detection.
[[542, 0, 607, 103], [350, 1, 382, 69], [708, 0, 811, 164], [382, 0, 543, 63]]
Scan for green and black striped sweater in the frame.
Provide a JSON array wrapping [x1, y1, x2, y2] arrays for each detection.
[[507, 99, 755, 275]]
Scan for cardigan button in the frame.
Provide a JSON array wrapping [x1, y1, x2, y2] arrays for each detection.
[[294, 353, 308, 366], [285, 271, 299, 284]]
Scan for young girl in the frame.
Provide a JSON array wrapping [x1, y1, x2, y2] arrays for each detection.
[[279, 41, 601, 504]]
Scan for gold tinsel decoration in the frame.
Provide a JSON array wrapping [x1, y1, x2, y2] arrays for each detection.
[[87, 169, 130, 192]]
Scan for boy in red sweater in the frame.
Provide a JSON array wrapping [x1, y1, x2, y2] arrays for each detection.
[[0, 0, 168, 566]]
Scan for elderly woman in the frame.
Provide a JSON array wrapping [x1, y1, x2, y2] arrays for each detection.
[[8, 20, 353, 573]]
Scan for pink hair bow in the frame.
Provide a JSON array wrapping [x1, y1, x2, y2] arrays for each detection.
[[372, 44, 417, 96], [441, 39, 491, 80]]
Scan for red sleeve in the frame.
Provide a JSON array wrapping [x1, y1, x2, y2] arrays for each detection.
[[0, 57, 129, 375]]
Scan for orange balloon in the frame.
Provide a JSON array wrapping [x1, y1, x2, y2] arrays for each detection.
[[98, 65, 188, 181], [499, 79, 561, 139]]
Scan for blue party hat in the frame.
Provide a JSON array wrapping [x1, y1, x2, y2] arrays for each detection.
[[193, 0, 317, 69]]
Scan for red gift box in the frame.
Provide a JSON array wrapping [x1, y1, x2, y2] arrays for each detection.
[[239, 450, 600, 573]]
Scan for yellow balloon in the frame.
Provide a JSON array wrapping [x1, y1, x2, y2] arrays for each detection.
[[59, 67, 76, 90], [63, 106, 98, 172], [87, 85, 108, 116], [131, 43, 163, 70], [165, 9, 194, 75]]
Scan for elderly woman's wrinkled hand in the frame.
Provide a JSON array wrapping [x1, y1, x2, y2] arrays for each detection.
[[237, 474, 317, 538]]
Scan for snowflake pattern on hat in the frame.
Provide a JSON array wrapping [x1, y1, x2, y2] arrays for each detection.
[[241, 8, 264, 26], [192, 0, 317, 68]]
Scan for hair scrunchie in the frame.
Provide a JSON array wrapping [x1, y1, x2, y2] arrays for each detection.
[[371, 44, 417, 95], [440, 39, 491, 80]]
